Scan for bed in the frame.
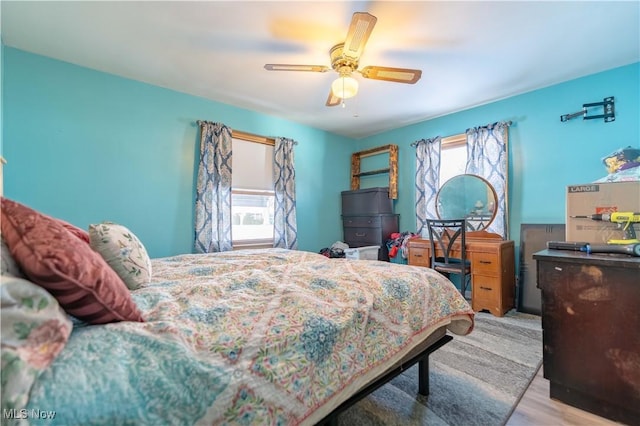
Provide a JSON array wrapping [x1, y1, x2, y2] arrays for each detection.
[[0, 197, 474, 425]]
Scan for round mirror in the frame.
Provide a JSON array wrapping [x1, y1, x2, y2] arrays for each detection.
[[436, 174, 498, 231]]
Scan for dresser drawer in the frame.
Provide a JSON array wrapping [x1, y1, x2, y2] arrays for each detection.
[[343, 216, 381, 228], [409, 246, 430, 267], [472, 275, 502, 315], [472, 252, 500, 276], [472, 275, 501, 299], [344, 227, 381, 246]]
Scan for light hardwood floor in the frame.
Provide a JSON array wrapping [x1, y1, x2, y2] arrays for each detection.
[[506, 367, 623, 425]]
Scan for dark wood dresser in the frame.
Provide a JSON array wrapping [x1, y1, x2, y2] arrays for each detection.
[[341, 187, 399, 261], [534, 249, 640, 425]]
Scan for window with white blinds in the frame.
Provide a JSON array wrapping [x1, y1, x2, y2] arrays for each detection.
[[231, 136, 275, 247]]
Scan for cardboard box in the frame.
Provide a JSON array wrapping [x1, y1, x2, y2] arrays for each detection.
[[566, 181, 640, 243]]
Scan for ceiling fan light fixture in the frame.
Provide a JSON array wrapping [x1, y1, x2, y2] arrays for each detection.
[[331, 75, 358, 99], [264, 12, 422, 107]]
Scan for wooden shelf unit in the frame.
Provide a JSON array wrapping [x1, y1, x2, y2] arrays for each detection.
[[351, 144, 398, 199]]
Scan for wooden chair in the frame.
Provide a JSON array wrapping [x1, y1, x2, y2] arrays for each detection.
[[426, 219, 472, 297]]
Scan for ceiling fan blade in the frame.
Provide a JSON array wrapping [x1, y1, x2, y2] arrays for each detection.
[[326, 91, 341, 107], [264, 64, 330, 72], [360, 66, 422, 84], [342, 12, 377, 60]]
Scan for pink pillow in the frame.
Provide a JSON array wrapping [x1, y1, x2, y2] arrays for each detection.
[[56, 218, 90, 244], [0, 197, 144, 324]]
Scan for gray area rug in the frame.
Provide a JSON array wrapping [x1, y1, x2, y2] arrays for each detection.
[[338, 310, 543, 426]]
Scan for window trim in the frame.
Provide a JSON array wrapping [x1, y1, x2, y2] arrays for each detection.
[[441, 133, 466, 148], [232, 130, 275, 146]]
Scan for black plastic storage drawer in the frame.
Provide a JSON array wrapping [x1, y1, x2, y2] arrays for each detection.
[[342, 216, 381, 228], [343, 227, 380, 246], [342, 214, 399, 261], [341, 187, 393, 215]]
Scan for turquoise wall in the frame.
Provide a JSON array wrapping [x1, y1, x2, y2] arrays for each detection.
[[356, 62, 640, 253], [1, 47, 353, 257], [2, 46, 639, 262]]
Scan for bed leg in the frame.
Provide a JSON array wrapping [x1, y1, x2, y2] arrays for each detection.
[[418, 357, 429, 396], [418, 334, 451, 397]]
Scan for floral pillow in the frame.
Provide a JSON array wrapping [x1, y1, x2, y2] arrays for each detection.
[[89, 222, 152, 290], [1, 275, 73, 412]]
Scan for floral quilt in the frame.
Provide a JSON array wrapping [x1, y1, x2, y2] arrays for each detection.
[[25, 248, 474, 425]]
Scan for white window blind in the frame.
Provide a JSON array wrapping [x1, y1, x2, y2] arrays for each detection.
[[232, 138, 274, 191]]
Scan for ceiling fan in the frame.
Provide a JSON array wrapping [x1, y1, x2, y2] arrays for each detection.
[[264, 12, 422, 107]]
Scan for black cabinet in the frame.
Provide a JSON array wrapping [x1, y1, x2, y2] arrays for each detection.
[[534, 249, 640, 425], [341, 187, 399, 261]]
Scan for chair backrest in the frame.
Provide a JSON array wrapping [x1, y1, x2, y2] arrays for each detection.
[[426, 219, 467, 266]]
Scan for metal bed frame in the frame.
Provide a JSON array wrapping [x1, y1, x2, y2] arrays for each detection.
[[318, 334, 453, 425]]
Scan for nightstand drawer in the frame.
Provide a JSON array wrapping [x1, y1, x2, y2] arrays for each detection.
[[472, 252, 500, 276], [343, 216, 381, 228]]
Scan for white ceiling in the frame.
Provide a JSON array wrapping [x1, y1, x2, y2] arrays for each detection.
[[2, 1, 639, 139]]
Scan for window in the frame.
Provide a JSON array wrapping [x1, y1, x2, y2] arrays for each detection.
[[439, 134, 467, 186], [231, 133, 275, 248], [231, 190, 274, 241]]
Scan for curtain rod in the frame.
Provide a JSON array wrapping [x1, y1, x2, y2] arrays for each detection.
[[232, 131, 298, 146], [410, 120, 512, 147], [467, 120, 512, 131], [197, 121, 298, 146]]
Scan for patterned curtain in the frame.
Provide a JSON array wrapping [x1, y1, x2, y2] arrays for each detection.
[[465, 121, 510, 238], [194, 121, 233, 253], [273, 137, 298, 249], [415, 136, 442, 236]]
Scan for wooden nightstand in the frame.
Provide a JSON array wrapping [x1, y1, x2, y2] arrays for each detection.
[[408, 235, 515, 316]]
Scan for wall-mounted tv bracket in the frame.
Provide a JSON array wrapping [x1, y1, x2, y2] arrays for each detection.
[[560, 96, 615, 123]]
